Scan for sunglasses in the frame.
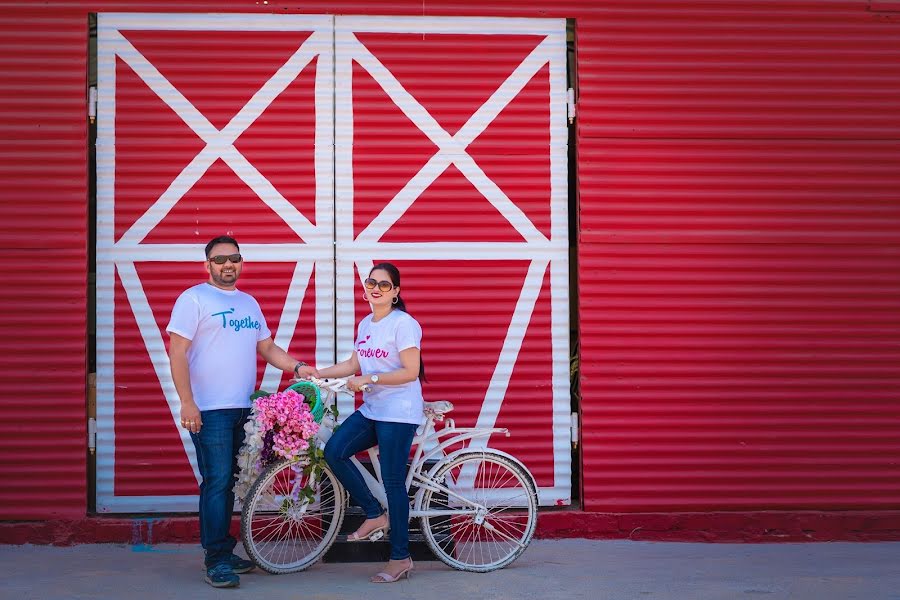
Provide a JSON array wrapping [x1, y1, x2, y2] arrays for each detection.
[[364, 278, 395, 292], [208, 253, 243, 265]]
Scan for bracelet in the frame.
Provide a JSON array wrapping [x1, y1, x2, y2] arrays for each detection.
[[293, 361, 307, 375]]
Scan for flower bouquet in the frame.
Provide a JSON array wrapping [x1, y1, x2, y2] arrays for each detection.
[[234, 385, 321, 502]]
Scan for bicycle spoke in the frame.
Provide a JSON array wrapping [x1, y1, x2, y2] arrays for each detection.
[[480, 520, 529, 548], [419, 452, 536, 572], [242, 460, 344, 573]]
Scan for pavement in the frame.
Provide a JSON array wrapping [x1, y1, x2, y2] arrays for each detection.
[[2, 539, 900, 600]]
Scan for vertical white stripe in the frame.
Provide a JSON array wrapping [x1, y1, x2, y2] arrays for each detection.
[[95, 13, 118, 511], [314, 17, 337, 368], [334, 18, 356, 421], [547, 23, 571, 497]]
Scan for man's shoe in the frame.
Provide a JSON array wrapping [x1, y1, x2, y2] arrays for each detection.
[[228, 554, 256, 574], [205, 563, 240, 588]]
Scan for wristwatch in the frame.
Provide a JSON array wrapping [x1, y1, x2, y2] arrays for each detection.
[[293, 361, 307, 376], [370, 374, 379, 384]]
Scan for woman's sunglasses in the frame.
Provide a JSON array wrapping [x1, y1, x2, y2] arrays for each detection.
[[208, 253, 243, 265], [364, 278, 395, 292]]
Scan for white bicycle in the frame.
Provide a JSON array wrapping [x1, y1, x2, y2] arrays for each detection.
[[240, 377, 538, 574]]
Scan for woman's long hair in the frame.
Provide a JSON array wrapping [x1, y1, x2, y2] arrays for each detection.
[[371, 262, 427, 382]]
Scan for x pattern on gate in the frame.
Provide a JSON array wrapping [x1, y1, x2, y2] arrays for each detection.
[[96, 14, 569, 511]]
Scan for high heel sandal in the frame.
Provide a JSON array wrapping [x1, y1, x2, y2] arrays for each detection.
[[370, 559, 413, 583], [346, 517, 389, 542]]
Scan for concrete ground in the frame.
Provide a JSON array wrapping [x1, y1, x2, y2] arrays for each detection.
[[2, 540, 899, 600]]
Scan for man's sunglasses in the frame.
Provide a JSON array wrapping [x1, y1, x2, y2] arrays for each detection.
[[364, 278, 395, 292], [208, 253, 243, 265]]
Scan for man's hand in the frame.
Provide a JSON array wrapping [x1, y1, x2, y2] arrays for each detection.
[[180, 402, 202, 434], [296, 364, 320, 379], [169, 332, 201, 433]]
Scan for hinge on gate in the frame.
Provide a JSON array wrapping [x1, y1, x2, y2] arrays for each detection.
[[88, 86, 97, 124], [570, 411, 579, 449], [567, 87, 576, 124], [88, 417, 97, 455]]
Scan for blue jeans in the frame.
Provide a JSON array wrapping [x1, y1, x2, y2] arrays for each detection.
[[324, 410, 418, 560], [189, 407, 250, 568]]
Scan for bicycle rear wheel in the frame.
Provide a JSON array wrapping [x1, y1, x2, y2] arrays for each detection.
[[419, 451, 538, 572], [240, 458, 345, 574]]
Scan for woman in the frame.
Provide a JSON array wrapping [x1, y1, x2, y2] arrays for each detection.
[[318, 262, 425, 583]]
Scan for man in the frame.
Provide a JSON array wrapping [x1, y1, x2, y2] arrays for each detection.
[[167, 235, 318, 588]]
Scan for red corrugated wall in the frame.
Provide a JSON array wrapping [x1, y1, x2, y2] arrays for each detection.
[[2, 0, 900, 521], [0, 7, 89, 519], [577, 2, 900, 511]]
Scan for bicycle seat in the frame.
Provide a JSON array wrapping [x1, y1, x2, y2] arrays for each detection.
[[423, 400, 454, 417]]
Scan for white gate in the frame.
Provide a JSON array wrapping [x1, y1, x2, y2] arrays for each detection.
[[96, 13, 569, 512]]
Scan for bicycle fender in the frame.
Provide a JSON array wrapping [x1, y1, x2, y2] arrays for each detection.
[[413, 447, 537, 512], [425, 447, 535, 483]]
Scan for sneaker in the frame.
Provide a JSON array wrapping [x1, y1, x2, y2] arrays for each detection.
[[205, 563, 240, 588], [227, 554, 256, 574]]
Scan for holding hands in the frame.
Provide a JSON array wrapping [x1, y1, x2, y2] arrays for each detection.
[[294, 362, 320, 379], [289, 373, 372, 393]]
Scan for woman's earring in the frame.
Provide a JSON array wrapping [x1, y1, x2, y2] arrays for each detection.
[[392, 296, 398, 305]]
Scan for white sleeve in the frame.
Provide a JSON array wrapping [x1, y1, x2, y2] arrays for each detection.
[[251, 297, 272, 342], [395, 316, 422, 352], [166, 291, 199, 341]]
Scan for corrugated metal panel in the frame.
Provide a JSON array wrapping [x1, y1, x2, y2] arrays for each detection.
[[5, 0, 900, 521], [94, 13, 336, 511], [579, 139, 900, 245], [577, 2, 900, 139], [579, 243, 900, 510], [0, 10, 88, 519], [334, 15, 572, 506], [577, 2, 900, 510]]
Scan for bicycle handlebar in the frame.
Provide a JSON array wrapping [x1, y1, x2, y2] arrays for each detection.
[[299, 376, 371, 394]]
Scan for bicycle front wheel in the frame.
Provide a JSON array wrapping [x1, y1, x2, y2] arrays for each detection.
[[419, 451, 538, 572], [240, 458, 345, 574]]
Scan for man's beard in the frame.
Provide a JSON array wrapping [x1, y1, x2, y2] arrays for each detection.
[[210, 269, 238, 287]]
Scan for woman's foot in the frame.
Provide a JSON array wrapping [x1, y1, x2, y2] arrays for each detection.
[[347, 514, 389, 542], [370, 558, 413, 583]]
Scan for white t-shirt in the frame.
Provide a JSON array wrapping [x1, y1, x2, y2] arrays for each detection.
[[355, 310, 424, 425], [166, 283, 271, 411]]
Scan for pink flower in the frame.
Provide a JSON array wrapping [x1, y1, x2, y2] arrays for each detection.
[[253, 389, 320, 461]]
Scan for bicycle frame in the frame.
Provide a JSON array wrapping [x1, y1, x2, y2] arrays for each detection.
[[311, 378, 510, 516], [351, 413, 510, 516]]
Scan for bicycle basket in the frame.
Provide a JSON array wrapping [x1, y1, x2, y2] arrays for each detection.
[[286, 381, 325, 423]]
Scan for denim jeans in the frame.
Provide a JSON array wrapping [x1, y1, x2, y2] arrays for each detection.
[[324, 410, 418, 560], [189, 407, 250, 568]]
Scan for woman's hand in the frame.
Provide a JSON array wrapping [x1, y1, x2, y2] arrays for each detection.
[[346, 375, 371, 393]]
